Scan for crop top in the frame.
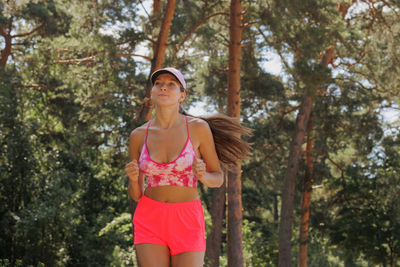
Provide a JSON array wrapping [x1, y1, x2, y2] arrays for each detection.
[[138, 116, 198, 188]]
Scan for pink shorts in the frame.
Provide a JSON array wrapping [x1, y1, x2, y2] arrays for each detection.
[[132, 195, 206, 255]]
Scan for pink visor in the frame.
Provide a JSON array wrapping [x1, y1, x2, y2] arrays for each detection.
[[151, 67, 187, 91]]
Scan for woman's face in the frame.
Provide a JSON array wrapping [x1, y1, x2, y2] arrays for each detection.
[[151, 73, 186, 106]]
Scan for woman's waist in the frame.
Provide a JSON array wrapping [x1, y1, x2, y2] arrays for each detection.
[[144, 186, 199, 203]]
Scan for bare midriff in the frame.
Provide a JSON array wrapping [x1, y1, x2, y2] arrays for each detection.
[[144, 186, 199, 203]]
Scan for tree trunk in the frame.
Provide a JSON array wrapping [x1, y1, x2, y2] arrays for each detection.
[[227, 0, 242, 119], [298, 114, 313, 267], [205, 173, 226, 267], [0, 31, 12, 69], [153, 0, 161, 14], [278, 94, 313, 267], [278, 33, 336, 266], [227, 0, 243, 266], [227, 165, 243, 267], [138, 0, 177, 122]]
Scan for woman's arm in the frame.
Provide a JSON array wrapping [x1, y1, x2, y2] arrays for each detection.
[[192, 119, 224, 188], [126, 128, 145, 201], [127, 170, 144, 202]]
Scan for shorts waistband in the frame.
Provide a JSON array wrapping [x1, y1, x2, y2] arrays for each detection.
[[140, 194, 201, 208]]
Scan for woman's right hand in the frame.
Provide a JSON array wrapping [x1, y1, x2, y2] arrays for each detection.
[[125, 159, 139, 182]]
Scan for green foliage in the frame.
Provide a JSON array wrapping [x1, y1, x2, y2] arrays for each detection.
[[325, 136, 400, 266], [242, 219, 278, 266], [1, 0, 400, 266]]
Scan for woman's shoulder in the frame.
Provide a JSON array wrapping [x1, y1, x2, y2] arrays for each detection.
[[129, 121, 150, 141], [187, 116, 212, 140], [187, 116, 210, 130]]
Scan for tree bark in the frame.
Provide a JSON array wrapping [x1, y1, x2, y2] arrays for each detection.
[[298, 114, 313, 267], [138, 0, 177, 122], [227, 0, 243, 266], [0, 27, 12, 69], [278, 94, 313, 267], [227, 0, 242, 119], [151, 0, 176, 76], [153, 0, 162, 14], [227, 164, 243, 267], [205, 173, 226, 267]]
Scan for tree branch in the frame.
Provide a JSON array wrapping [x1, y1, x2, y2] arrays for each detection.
[[256, 26, 301, 83], [176, 12, 229, 51], [243, 21, 257, 30], [331, 47, 367, 69], [278, 105, 301, 122], [145, 37, 157, 45], [263, 140, 290, 160], [11, 22, 44, 38], [20, 83, 48, 91], [116, 40, 131, 46], [55, 56, 96, 65], [115, 53, 151, 61], [0, 25, 7, 37], [316, 86, 327, 96], [303, 149, 344, 178], [8, 17, 13, 33], [55, 51, 153, 65], [138, 0, 151, 18]]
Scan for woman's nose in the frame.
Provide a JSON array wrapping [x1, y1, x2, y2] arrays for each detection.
[[156, 82, 167, 90]]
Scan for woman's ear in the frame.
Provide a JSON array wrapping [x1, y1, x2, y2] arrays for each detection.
[[179, 91, 186, 103]]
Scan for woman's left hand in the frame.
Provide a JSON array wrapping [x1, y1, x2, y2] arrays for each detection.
[[192, 157, 206, 181]]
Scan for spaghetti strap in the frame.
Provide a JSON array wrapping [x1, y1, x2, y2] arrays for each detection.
[[145, 120, 152, 144], [185, 116, 189, 137]]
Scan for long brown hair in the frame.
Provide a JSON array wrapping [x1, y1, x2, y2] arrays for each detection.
[[180, 108, 252, 167]]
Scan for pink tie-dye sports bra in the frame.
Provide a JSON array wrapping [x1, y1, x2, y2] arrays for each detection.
[[138, 116, 198, 188]]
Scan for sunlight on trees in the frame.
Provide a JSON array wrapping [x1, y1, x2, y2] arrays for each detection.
[[1, 0, 400, 266]]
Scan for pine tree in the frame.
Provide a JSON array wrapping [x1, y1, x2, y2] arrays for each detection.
[[227, 0, 244, 266], [0, 0, 69, 70]]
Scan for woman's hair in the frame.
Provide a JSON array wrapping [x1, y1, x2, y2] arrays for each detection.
[[180, 108, 252, 167]]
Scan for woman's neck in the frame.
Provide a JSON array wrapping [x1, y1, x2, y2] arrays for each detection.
[[153, 106, 182, 129]]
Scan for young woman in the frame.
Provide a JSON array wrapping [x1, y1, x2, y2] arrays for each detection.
[[125, 67, 251, 267]]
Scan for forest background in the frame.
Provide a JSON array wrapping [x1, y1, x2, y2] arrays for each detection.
[[1, 0, 400, 266]]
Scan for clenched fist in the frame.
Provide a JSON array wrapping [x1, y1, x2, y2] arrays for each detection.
[[192, 157, 206, 181], [125, 159, 139, 183]]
